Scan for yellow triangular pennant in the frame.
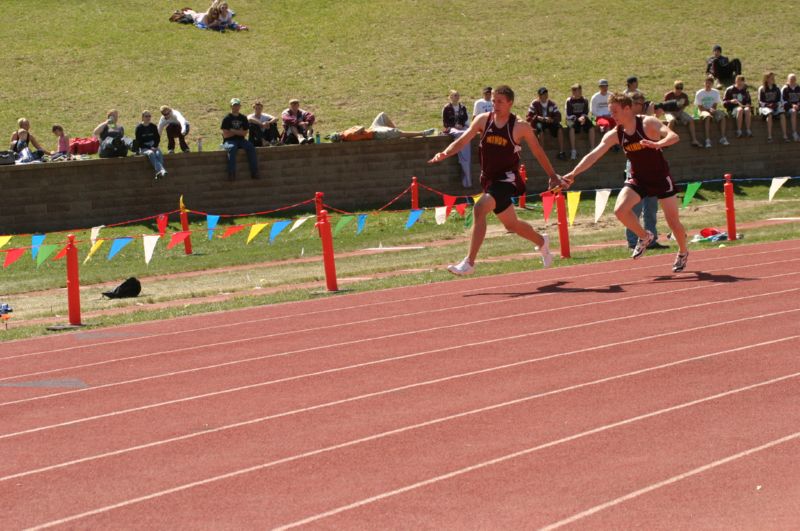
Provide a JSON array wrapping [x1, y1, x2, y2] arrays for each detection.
[[83, 239, 104, 264], [246, 223, 268, 244], [0, 235, 11, 249], [567, 191, 581, 227]]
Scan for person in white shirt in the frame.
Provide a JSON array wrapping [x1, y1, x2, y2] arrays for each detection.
[[590, 79, 615, 140], [473, 86, 493, 117], [694, 75, 729, 148], [157, 106, 191, 153], [247, 100, 280, 146]]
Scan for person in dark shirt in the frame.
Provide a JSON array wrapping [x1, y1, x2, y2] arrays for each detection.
[[662, 80, 702, 147], [221, 98, 259, 180], [758, 71, 788, 142], [135, 110, 167, 179], [441, 89, 472, 187], [565, 84, 596, 160], [723, 75, 753, 138], [705, 45, 742, 88], [782, 73, 800, 142], [527, 87, 566, 160]]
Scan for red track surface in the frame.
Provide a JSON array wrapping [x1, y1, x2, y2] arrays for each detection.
[[2, 240, 799, 529]]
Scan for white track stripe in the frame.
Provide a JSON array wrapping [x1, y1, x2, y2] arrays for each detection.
[[28, 354, 800, 530], [2, 276, 798, 411], [3, 312, 797, 479], [540, 431, 800, 530], [5, 244, 798, 362], [272, 371, 800, 530]]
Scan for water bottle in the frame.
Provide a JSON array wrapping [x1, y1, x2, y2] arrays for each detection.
[[315, 133, 321, 144], [197, 138, 203, 152]]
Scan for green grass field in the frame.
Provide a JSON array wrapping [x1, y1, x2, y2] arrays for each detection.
[[7, 1, 799, 147]]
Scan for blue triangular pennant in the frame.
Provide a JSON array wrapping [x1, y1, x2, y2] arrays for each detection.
[[356, 214, 368, 235], [206, 214, 220, 240], [269, 220, 292, 244], [405, 209, 424, 230], [31, 234, 46, 259], [107, 237, 133, 260]]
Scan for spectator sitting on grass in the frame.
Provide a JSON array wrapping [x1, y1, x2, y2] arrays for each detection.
[[564, 84, 595, 160], [662, 80, 702, 147], [328, 113, 435, 142], [212, 1, 248, 31], [281, 99, 315, 145], [135, 110, 167, 180], [10, 118, 48, 160], [527, 86, 566, 160], [50, 124, 71, 161], [248, 100, 280, 146], [706, 45, 742, 88], [221, 97, 259, 181], [723, 75, 753, 139], [695, 75, 729, 148], [442, 90, 472, 187], [157, 106, 190, 153], [758, 71, 788, 143], [781, 73, 800, 142]]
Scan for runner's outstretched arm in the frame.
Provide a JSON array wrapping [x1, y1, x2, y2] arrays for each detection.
[[516, 120, 559, 189], [428, 113, 487, 163], [561, 129, 618, 187]]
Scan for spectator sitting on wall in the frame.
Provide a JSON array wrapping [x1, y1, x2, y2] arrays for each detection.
[[473, 86, 493, 117], [590, 79, 616, 141], [93, 109, 132, 158], [705, 45, 742, 88], [624, 76, 656, 115], [781, 73, 800, 142], [723, 75, 753, 139], [442, 89, 473, 188], [135, 110, 167, 180], [157, 106, 190, 153], [565, 83, 595, 160], [221, 97, 259, 181], [661, 80, 702, 147], [758, 71, 788, 143], [527, 86, 566, 160], [281, 99, 315, 145], [695, 75, 729, 148], [248, 100, 280, 146], [10, 118, 48, 160], [50, 124, 71, 161], [328, 113, 435, 142]]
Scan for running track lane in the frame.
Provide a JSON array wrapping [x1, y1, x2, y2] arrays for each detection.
[[1, 240, 799, 528]]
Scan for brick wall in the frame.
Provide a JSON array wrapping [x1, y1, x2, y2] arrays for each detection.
[[2, 119, 798, 234]]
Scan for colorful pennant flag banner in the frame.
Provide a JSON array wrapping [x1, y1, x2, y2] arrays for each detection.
[[221, 225, 245, 239], [36, 244, 58, 267], [434, 206, 448, 225], [769, 177, 790, 201], [91, 225, 104, 245], [542, 192, 555, 223], [108, 237, 133, 260], [290, 216, 312, 233], [405, 209, 423, 230], [3, 248, 25, 268], [567, 191, 581, 226], [247, 223, 267, 244], [0, 235, 12, 249], [206, 215, 220, 240], [84, 240, 104, 264], [443, 194, 457, 217], [156, 214, 168, 236], [594, 189, 611, 223], [269, 220, 292, 244], [53, 244, 69, 261], [464, 207, 474, 229], [167, 231, 190, 250], [333, 216, 354, 236], [455, 203, 467, 217], [356, 214, 368, 235], [31, 234, 46, 260]]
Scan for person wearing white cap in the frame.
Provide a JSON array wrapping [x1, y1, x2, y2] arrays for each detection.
[[220, 98, 259, 181], [590, 79, 615, 141]]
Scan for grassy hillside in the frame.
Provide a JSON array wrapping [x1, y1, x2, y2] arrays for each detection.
[[6, 0, 798, 149]]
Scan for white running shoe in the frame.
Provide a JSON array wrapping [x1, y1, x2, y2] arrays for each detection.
[[447, 257, 474, 276], [540, 234, 553, 268], [704, 138, 712, 148], [631, 230, 654, 259], [719, 136, 730, 146], [672, 252, 689, 272]]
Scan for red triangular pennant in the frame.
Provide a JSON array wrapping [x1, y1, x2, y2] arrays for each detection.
[[542, 192, 555, 223], [443, 194, 457, 217], [52, 244, 69, 261], [454, 203, 467, 217], [3, 248, 25, 268], [166, 231, 190, 250], [156, 214, 169, 236], [220, 225, 246, 239]]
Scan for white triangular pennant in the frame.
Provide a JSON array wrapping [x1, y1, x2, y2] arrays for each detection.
[[142, 234, 160, 265], [434, 206, 447, 225], [290, 216, 312, 232], [594, 189, 611, 223], [91, 225, 105, 245], [769, 177, 790, 201]]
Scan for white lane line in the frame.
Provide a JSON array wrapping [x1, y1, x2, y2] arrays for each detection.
[[3, 311, 797, 479], [540, 431, 800, 530], [4, 244, 797, 362], [2, 275, 797, 411], [28, 354, 800, 531], [272, 371, 800, 531]]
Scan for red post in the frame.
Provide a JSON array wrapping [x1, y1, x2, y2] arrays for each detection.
[[723, 173, 737, 241], [316, 210, 339, 291], [411, 176, 419, 210], [65, 234, 82, 326], [179, 196, 193, 255], [315, 192, 324, 221], [555, 191, 571, 258], [518, 164, 527, 208]]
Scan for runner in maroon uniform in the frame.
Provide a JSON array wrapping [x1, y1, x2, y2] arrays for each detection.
[[562, 92, 690, 272], [428, 85, 561, 276]]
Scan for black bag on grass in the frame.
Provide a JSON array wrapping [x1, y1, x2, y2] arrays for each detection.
[[102, 277, 141, 299]]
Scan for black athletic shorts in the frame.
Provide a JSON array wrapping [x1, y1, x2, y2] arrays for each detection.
[[623, 174, 677, 199], [487, 181, 520, 214]]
